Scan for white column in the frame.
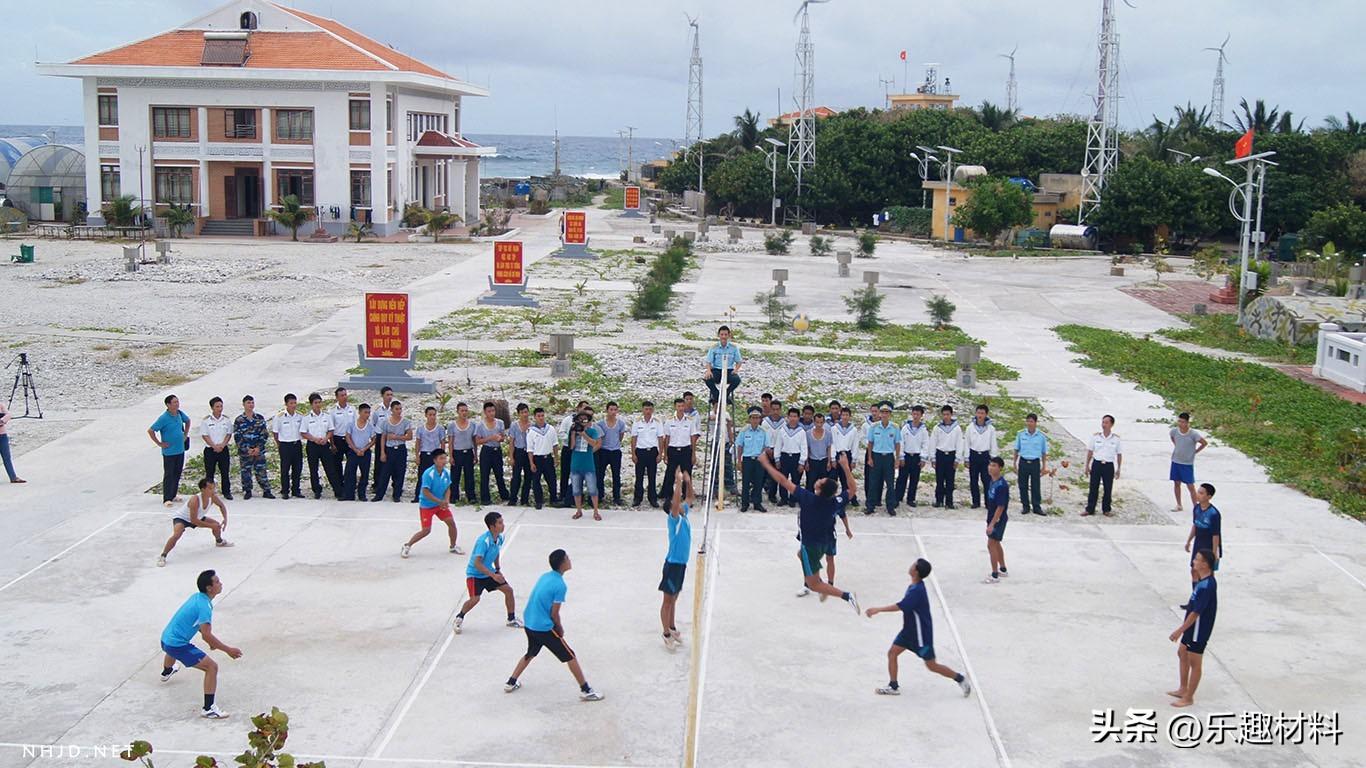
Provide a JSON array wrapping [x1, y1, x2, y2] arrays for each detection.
[[369, 83, 389, 231], [449, 160, 466, 223], [196, 107, 209, 217], [464, 158, 480, 225], [261, 107, 274, 209], [82, 79, 103, 223]]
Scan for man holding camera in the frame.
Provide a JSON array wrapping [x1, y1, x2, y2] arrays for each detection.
[[567, 412, 603, 521]]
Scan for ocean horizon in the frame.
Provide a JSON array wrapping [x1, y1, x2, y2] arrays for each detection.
[[0, 124, 679, 180]]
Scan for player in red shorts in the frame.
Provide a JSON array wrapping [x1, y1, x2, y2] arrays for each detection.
[[454, 511, 522, 633], [401, 449, 462, 558]]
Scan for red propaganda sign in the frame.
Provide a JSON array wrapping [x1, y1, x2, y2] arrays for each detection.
[[563, 211, 587, 245], [365, 292, 410, 360], [493, 241, 524, 285], [624, 185, 641, 211]]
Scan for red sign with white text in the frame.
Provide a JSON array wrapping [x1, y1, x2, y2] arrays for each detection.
[[365, 292, 410, 360], [563, 211, 587, 245], [493, 241, 524, 285], [624, 186, 641, 211]]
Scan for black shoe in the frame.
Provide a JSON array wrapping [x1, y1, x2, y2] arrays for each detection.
[[864, 508, 876, 516], [649, 500, 660, 508], [888, 508, 897, 517], [754, 504, 768, 513], [371, 496, 384, 502], [945, 503, 956, 510], [614, 497, 624, 506], [223, 492, 234, 500], [970, 504, 981, 509], [243, 490, 252, 500], [1033, 509, 1046, 516], [315, 493, 323, 500], [908, 500, 918, 507], [740, 505, 749, 512], [535, 504, 544, 510], [262, 490, 275, 499], [849, 496, 859, 506]]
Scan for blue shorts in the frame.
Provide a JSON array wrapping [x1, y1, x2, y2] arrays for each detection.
[[659, 562, 687, 595], [1181, 636, 1208, 655], [892, 633, 935, 660], [160, 641, 206, 668], [988, 519, 1007, 542], [1170, 462, 1195, 484], [569, 471, 598, 498]]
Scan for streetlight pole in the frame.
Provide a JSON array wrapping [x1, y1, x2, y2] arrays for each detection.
[[625, 125, 636, 184], [135, 144, 147, 258], [910, 148, 941, 209], [1251, 162, 1269, 262], [1204, 150, 1277, 323], [937, 144, 963, 242], [764, 138, 785, 227]]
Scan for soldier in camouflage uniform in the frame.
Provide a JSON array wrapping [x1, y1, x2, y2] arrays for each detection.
[[234, 395, 275, 500]]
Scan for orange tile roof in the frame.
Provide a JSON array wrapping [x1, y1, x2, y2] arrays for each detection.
[[275, 5, 453, 80], [73, 29, 395, 71]]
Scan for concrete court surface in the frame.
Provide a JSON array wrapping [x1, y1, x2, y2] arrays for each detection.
[[2, 219, 1365, 767]]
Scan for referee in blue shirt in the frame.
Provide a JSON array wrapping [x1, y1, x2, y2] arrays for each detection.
[[1012, 414, 1048, 516], [734, 407, 770, 512], [702, 326, 742, 405], [864, 403, 901, 516]]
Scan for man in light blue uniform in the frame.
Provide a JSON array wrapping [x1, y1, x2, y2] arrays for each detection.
[[158, 569, 242, 719], [659, 467, 693, 650], [735, 407, 770, 512], [864, 403, 902, 516], [504, 549, 603, 701], [455, 511, 522, 634], [703, 325, 743, 404], [1012, 413, 1048, 516]]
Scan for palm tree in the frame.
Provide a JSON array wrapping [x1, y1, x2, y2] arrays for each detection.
[[100, 194, 142, 227], [266, 194, 312, 241], [1324, 112, 1364, 134], [423, 209, 461, 243], [975, 100, 1018, 131], [345, 220, 374, 243], [1172, 102, 1210, 138], [1275, 111, 1305, 134], [164, 205, 196, 238], [1136, 116, 1176, 160], [733, 109, 761, 150], [1232, 98, 1280, 134]]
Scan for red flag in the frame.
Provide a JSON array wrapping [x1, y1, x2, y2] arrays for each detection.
[[899, 50, 907, 61], [1234, 129, 1254, 159]]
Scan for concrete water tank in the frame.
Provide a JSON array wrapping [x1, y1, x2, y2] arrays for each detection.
[[1048, 224, 1097, 250]]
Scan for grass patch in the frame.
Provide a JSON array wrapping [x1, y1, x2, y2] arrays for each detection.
[[1157, 314, 1317, 365], [72, 325, 127, 334], [750, 320, 982, 352], [139, 370, 192, 387], [417, 295, 627, 341], [1056, 324, 1365, 520], [118, 349, 132, 360], [599, 187, 625, 210], [415, 348, 547, 370], [150, 345, 176, 358], [92, 343, 112, 352]]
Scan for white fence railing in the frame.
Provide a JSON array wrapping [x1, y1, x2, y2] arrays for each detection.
[[1313, 323, 1366, 394]]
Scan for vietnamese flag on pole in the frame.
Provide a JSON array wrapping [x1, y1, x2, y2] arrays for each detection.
[[900, 50, 907, 61], [1234, 129, 1254, 159]]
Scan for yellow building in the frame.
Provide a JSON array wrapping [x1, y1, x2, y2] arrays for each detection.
[[925, 179, 1066, 241], [888, 92, 959, 111]]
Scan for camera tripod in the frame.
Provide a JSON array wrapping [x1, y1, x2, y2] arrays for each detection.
[[6, 352, 43, 419]]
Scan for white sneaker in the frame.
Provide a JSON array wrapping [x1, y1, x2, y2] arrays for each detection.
[[670, 629, 685, 645], [875, 685, 901, 696], [796, 586, 811, 597], [663, 633, 679, 651], [580, 688, 604, 702], [215, 539, 234, 548], [847, 591, 861, 615], [506, 618, 523, 629], [959, 677, 973, 697], [449, 545, 464, 555], [156, 555, 167, 567], [983, 575, 1000, 585], [160, 666, 177, 683], [997, 569, 1009, 578], [400, 544, 411, 559], [504, 680, 522, 693], [453, 616, 464, 634], [163, 501, 176, 509], [200, 704, 229, 719]]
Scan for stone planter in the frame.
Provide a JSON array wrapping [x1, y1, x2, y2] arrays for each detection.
[[1110, 266, 1125, 276]]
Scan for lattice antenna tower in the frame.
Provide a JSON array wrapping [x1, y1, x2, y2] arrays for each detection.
[[1078, 0, 1127, 224], [1205, 34, 1230, 129], [786, 0, 828, 223], [684, 14, 704, 192], [921, 63, 940, 94], [1000, 46, 1018, 113]]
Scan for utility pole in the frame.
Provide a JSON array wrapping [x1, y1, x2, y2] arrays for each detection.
[[878, 75, 894, 109], [625, 126, 636, 184], [1079, 0, 1122, 224], [135, 144, 147, 258], [787, 0, 828, 223], [685, 15, 704, 202]]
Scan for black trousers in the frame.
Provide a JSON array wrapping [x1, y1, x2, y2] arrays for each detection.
[[634, 446, 659, 505], [866, 452, 897, 512], [835, 450, 855, 498], [306, 441, 343, 499], [804, 458, 830, 491], [451, 448, 476, 502], [558, 445, 573, 504], [596, 448, 623, 501], [278, 441, 303, 497], [343, 447, 371, 501], [203, 446, 231, 495], [162, 453, 185, 503], [375, 444, 407, 501], [661, 446, 693, 511], [704, 368, 741, 402], [934, 450, 957, 506], [479, 445, 509, 503], [414, 450, 438, 501], [511, 447, 532, 504], [968, 449, 992, 507], [896, 452, 922, 505], [740, 456, 765, 509], [1086, 460, 1115, 513], [778, 453, 803, 505], [1018, 458, 1043, 513], [529, 453, 557, 506]]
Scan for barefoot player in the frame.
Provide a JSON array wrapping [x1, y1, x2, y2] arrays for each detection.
[[158, 569, 242, 719], [157, 478, 233, 567], [454, 511, 522, 634], [660, 468, 693, 650], [1168, 549, 1218, 708], [865, 558, 971, 698], [504, 549, 604, 701]]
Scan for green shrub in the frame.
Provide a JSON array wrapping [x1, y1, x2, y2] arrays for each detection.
[[925, 294, 956, 329], [856, 230, 877, 257], [401, 202, 430, 228], [886, 206, 933, 237], [164, 206, 196, 238], [630, 239, 691, 319], [765, 229, 794, 254], [529, 198, 550, 215], [952, 176, 1034, 242], [754, 287, 796, 328], [809, 233, 832, 257], [842, 286, 886, 330], [1192, 246, 1229, 281], [1301, 203, 1366, 255]]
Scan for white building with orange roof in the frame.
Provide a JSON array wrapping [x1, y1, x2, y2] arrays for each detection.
[[37, 0, 493, 236]]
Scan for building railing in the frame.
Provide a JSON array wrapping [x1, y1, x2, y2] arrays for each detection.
[[225, 124, 258, 139], [1313, 323, 1366, 394]]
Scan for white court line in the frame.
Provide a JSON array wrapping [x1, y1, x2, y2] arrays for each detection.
[[690, 527, 722, 763], [127, 746, 652, 768], [369, 524, 523, 760], [0, 511, 133, 595], [719, 525, 1304, 548], [915, 534, 1012, 768], [1313, 546, 1366, 590]]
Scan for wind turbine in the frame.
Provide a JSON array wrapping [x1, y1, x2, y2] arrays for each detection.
[[1205, 34, 1230, 129], [999, 45, 1018, 113]]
